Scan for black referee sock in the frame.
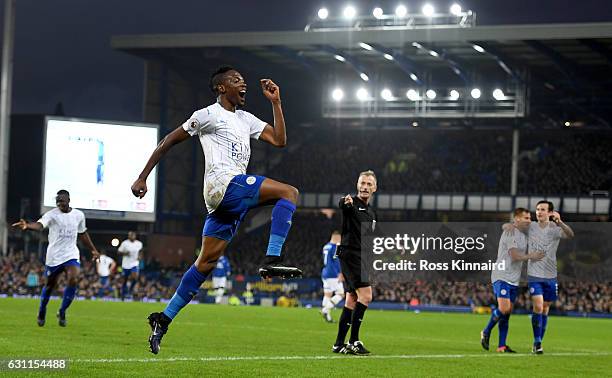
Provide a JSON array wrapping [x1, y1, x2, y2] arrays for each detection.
[[349, 301, 368, 343], [334, 307, 353, 346]]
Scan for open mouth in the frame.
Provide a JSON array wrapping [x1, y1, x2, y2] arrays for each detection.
[[239, 90, 247, 99]]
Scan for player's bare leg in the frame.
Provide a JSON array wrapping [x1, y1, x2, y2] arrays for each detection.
[[194, 237, 228, 274], [257, 178, 299, 205], [257, 178, 302, 279], [148, 236, 227, 354], [321, 291, 334, 322], [344, 291, 357, 310]]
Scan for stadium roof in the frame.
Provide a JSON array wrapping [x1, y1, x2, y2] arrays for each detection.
[[112, 22, 612, 126], [112, 22, 612, 65]]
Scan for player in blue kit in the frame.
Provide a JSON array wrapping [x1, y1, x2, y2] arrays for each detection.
[[212, 255, 231, 304], [131, 66, 302, 354], [320, 231, 344, 323], [481, 208, 544, 353]]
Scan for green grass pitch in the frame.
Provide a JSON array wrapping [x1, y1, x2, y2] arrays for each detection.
[[0, 298, 610, 377]]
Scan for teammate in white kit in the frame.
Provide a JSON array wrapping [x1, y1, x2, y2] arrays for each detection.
[[527, 200, 574, 354], [481, 208, 544, 353], [12, 190, 99, 327], [131, 66, 301, 354], [117, 231, 142, 299], [96, 250, 116, 297]]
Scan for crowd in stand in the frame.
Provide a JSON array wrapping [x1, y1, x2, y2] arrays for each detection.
[[2, 243, 609, 314], [226, 211, 340, 278], [518, 131, 612, 195], [268, 128, 612, 195], [272, 128, 511, 193], [0, 250, 183, 301], [373, 281, 611, 314]]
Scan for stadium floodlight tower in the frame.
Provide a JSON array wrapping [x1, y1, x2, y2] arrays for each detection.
[[0, 0, 16, 255], [305, 4, 475, 31]]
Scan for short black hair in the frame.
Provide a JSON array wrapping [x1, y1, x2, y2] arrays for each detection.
[[209, 65, 236, 95], [56, 189, 70, 197], [536, 200, 554, 212]]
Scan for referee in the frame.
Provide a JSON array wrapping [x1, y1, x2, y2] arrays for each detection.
[[332, 170, 377, 355]]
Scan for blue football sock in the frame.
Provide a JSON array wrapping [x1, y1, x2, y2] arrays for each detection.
[[128, 280, 136, 295], [38, 286, 51, 318], [163, 265, 208, 320], [483, 308, 502, 335], [498, 313, 510, 347], [532, 312, 543, 344], [59, 286, 77, 314], [121, 281, 128, 297], [266, 199, 296, 257], [541, 314, 548, 340]]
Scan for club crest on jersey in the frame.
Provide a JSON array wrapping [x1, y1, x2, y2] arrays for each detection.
[[501, 289, 507, 295], [246, 176, 256, 185], [187, 118, 199, 130]]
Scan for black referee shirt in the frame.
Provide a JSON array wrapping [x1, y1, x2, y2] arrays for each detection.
[[338, 195, 378, 253]]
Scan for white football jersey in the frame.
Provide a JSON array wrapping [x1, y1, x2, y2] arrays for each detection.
[[527, 222, 563, 279], [182, 102, 267, 213], [97, 255, 115, 277], [118, 239, 142, 269], [38, 208, 86, 267]]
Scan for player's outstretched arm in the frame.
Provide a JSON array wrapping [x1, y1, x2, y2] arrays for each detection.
[[11, 219, 43, 231], [258, 79, 286, 148], [131, 126, 190, 198], [79, 231, 100, 261]]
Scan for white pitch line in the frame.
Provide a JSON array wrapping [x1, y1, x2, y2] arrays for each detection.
[[73, 352, 612, 364]]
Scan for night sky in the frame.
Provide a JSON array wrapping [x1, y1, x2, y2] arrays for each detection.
[[2, 0, 612, 122]]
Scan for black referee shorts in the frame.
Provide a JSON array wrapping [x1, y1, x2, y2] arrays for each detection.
[[338, 247, 370, 293]]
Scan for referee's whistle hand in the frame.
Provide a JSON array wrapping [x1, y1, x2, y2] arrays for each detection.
[[344, 195, 353, 206]]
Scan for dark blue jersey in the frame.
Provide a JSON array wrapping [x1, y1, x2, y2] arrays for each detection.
[[212, 255, 231, 278], [321, 243, 340, 279]]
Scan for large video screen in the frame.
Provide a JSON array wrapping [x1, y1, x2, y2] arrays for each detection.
[[42, 117, 158, 222]]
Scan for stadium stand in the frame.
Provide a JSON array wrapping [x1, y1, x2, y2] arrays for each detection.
[[2, 249, 609, 314], [269, 128, 612, 195]]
